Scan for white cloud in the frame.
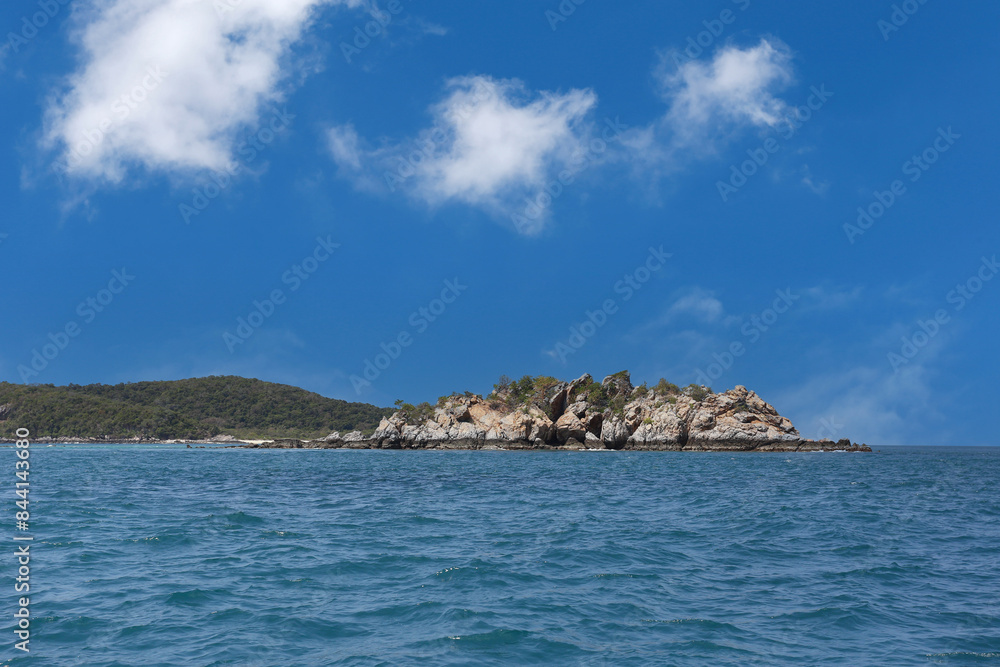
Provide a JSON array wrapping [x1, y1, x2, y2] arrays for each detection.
[[417, 20, 449, 37], [633, 282, 858, 343], [800, 164, 830, 195], [327, 75, 597, 232], [660, 39, 794, 145], [621, 38, 796, 175], [666, 288, 724, 322], [770, 306, 964, 446], [774, 361, 939, 446], [799, 284, 863, 311], [327, 123, 363, 171], [44, 0, 363, 182]]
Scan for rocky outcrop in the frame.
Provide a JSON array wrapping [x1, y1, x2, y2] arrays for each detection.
[[0, 373, 872, 453], [342, 372, 869, 453]]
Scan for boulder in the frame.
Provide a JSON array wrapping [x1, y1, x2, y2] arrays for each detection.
[[555, 411, 587, 443], [584, 411, 603, 437], [601, 417, 630, 449], [372, 416, 404, 445]]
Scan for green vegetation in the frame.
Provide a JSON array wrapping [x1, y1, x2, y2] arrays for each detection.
[[490, 374, 560, 413], [477, 372, 701, 419], [567, 380, 629, 417], [395, 400, 435, 425], [574, 381, 607, 407], [654, 379, 680, 396], [391, 371, 721, 428], [0, 377, 393, 440], [685, 384, 713, 402]]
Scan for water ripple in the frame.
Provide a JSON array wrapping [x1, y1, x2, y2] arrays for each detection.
[[2, 445, 998, 665]]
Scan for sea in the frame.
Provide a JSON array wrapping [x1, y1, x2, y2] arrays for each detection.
[[3, 445, 998, 665]]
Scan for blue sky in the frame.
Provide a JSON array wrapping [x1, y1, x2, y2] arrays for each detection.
[[1, 0, 997, 445]]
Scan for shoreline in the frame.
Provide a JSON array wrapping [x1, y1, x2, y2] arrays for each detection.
[[0, 436, 872, 452], [0, 436, 260, 445], [235, 437, 872, 453]]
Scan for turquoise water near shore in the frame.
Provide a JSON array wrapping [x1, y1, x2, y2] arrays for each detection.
[[4, 445, 999, 665]]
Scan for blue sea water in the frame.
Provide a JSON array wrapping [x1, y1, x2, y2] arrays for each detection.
[[3, 445, 999, 666]]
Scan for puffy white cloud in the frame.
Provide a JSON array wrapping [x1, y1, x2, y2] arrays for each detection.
[[660, 39, 794, 145], [327, 75, 597, 232], [774, 361, 938, 446], [666, 288, 725, 323], [45, 0, 363, 182], [620, 38, 796, 174], [415, 77, 596, 206]]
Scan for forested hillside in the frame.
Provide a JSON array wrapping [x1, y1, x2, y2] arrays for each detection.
[[0, 377, 392, 440]]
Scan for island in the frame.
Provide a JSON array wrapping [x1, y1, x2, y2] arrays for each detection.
[[241, 372, 871, 452], [0, 376, 391, 443], [0, 372, 869, 451]]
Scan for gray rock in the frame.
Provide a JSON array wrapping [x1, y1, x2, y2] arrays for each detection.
[[601, 371, 633, 397], [548, 384, 569, 420], [601, 417, 630, 449], [554, 411, 587, 443]]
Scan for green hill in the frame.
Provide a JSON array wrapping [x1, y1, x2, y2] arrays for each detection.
[[0, 377, 393, 440]]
